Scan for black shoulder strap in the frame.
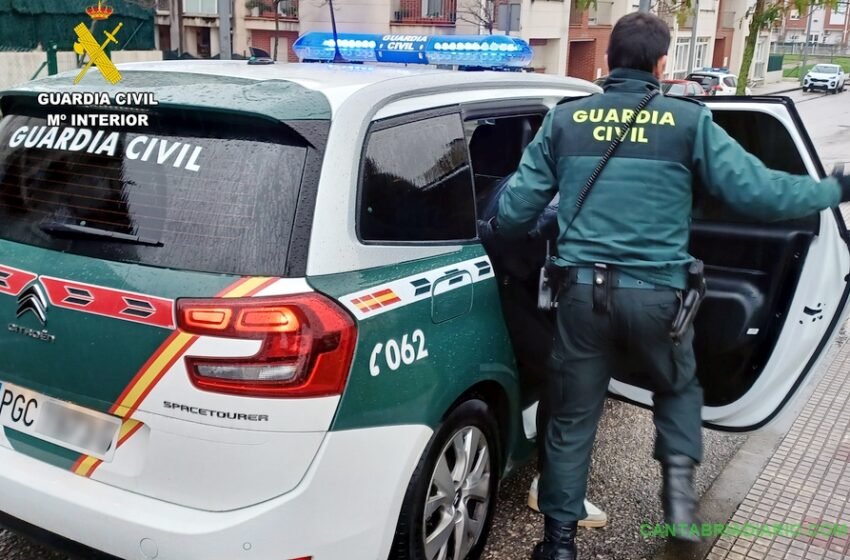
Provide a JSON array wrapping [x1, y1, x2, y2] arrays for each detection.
[[562, 89, 659, 234]]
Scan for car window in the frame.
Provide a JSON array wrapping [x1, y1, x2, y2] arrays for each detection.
[[359, 113, 476, 243], [693, 110, 808, 222], [0, 105, 321, 276], [666, 83, 686, 95], [724, 76, 737, 87], [687, 74, 717, 89], [464, 114, 544, 209], [811, 64, 839, 74]]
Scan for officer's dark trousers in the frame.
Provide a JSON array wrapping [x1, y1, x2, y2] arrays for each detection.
[[538, 283, 703, 523]]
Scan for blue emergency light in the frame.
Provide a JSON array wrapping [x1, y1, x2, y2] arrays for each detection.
[[292, 32, 533, 69]]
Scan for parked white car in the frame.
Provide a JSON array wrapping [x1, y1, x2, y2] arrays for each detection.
[[803, 64, 846, 94], [686, 69, 752, 95]]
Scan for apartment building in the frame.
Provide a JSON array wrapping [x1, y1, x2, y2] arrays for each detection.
[[564, 0, 771, 84], [778, 3, 849, 46], [155, 0, 571, 73]]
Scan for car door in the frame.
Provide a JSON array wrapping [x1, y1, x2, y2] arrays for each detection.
[[608, 97, 850, 430]]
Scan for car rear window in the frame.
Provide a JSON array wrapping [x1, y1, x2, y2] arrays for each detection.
[[687, 74, 718, 89], [0, 103, 325, 276], [662, 83, 686, 95]]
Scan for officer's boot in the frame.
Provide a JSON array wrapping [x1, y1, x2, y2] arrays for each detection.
[[531, 517, 578, 560], [661, 455, 702, 543]]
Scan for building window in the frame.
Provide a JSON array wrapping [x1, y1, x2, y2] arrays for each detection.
[[694, 37, 710, 69], [789, 10, 800, 20], [673, 37, 691, 78], [673, 37, 710, 78], [183, 0, 218, 14], [496, 3, 521, 32], [753, 38, 766, 78]]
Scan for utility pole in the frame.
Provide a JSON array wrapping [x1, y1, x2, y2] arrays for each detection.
[[218, 0, 231, 59], [800, 5, 814, 84], [687, 0, 701, 74]]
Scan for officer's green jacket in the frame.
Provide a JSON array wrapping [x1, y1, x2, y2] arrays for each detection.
[[497, 68, 842, 290]]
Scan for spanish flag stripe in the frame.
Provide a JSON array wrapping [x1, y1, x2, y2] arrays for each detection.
[[373, 289, 395, 298]]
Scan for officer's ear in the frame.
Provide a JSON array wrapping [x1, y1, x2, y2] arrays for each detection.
[[654, 55, 668, 80]]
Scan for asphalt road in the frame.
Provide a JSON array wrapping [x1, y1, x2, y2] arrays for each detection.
[[1, 88, 848, 560]]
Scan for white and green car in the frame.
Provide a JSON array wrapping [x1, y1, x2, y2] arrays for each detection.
[[0, 33, 848, 560]]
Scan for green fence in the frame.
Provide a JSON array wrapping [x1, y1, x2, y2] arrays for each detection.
[[767, 54, 783, 73]]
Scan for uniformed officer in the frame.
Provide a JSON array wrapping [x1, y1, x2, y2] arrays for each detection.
[[479, 12, 850, 560]]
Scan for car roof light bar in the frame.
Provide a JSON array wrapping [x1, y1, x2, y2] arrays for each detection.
[[292, 32, 534, 69]]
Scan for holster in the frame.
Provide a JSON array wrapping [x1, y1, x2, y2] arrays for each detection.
[[670, 260, 707, 341], [537, 257, 568, 312], [592, 263, 611, 314]]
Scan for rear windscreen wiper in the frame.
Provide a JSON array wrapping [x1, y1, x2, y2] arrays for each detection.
[[39, 222, 163, 247]]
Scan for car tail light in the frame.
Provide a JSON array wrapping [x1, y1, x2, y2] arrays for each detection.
[[176, 293, 357, 398]]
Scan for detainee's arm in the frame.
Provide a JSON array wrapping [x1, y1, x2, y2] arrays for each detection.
[[692, 108, 840, 221], [497, 109, 559, 238]]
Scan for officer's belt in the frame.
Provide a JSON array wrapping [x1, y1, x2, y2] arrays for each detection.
[[570, 267, 662, 290]]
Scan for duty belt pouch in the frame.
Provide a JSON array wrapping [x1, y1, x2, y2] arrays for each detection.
[[592, 263, 611, 313]]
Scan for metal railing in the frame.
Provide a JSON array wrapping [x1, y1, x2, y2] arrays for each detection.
[[772, 41, 850, 57], [157, 0, 170, 11], [392, 0, 457, 25], [246, 0, 299, 19]]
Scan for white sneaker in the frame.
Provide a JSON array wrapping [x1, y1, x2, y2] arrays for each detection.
[[527, 474, 609, 528]]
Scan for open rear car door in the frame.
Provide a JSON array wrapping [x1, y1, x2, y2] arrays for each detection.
[[609, 97, 850, 430]]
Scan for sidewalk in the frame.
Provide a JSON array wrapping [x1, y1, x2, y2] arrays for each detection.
[[703, 326, 850, 560], [750, 79, 801, 96]]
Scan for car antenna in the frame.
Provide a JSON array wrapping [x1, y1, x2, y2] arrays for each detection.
[[328, 0, 345, 62]]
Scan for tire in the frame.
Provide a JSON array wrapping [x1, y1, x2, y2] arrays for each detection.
[[802, 87, 808, 93], [390, 399, 501, 560]]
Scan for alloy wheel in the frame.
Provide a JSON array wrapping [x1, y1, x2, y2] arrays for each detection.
[[422, 426, 491, 560]]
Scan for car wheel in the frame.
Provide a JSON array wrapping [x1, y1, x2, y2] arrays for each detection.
[[390, 399, 500, 560], [802, 87, 808, 93]]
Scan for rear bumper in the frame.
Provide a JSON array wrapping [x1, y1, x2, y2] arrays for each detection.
[[0, 425, 432, 560]]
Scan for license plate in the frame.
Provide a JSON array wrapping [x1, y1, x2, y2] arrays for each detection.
[[0, 382, 121, 461]]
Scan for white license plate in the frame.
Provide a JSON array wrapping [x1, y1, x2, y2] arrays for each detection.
[[0, 382, 121, 461]]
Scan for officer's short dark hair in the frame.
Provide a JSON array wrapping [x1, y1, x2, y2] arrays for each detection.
[[607, 12, 671, 73]]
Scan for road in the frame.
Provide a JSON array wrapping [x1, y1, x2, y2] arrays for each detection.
[[1, 89, 848, 560]]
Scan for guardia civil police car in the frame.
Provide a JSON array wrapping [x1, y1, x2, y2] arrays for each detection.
[[0, 32, 848, 560]]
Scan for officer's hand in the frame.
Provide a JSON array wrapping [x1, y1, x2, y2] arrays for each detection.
[[835, 172, 850, 202]]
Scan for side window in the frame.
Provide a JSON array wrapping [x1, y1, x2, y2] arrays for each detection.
[[693, 110, 808, 222], [464, 114, 544, 212], [359, 113, 476, 243], [724, 76, 737, 87]]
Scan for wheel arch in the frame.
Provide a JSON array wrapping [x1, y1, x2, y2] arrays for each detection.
[[444, 380, 514, 472]]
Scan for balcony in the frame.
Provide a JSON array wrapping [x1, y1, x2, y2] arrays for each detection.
[[245, 0, 299, 19], [157, 0, 170, 11], [392, 0, 457, 25], [588, 1, 614, 25]]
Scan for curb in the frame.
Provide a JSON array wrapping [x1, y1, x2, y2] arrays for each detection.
[[753, 85, 801, 95]]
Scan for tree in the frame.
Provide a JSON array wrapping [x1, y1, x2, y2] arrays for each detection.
[[244, 0, 283, 60], [458, 0, 497, 34], [735, 0, 838, 94]]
